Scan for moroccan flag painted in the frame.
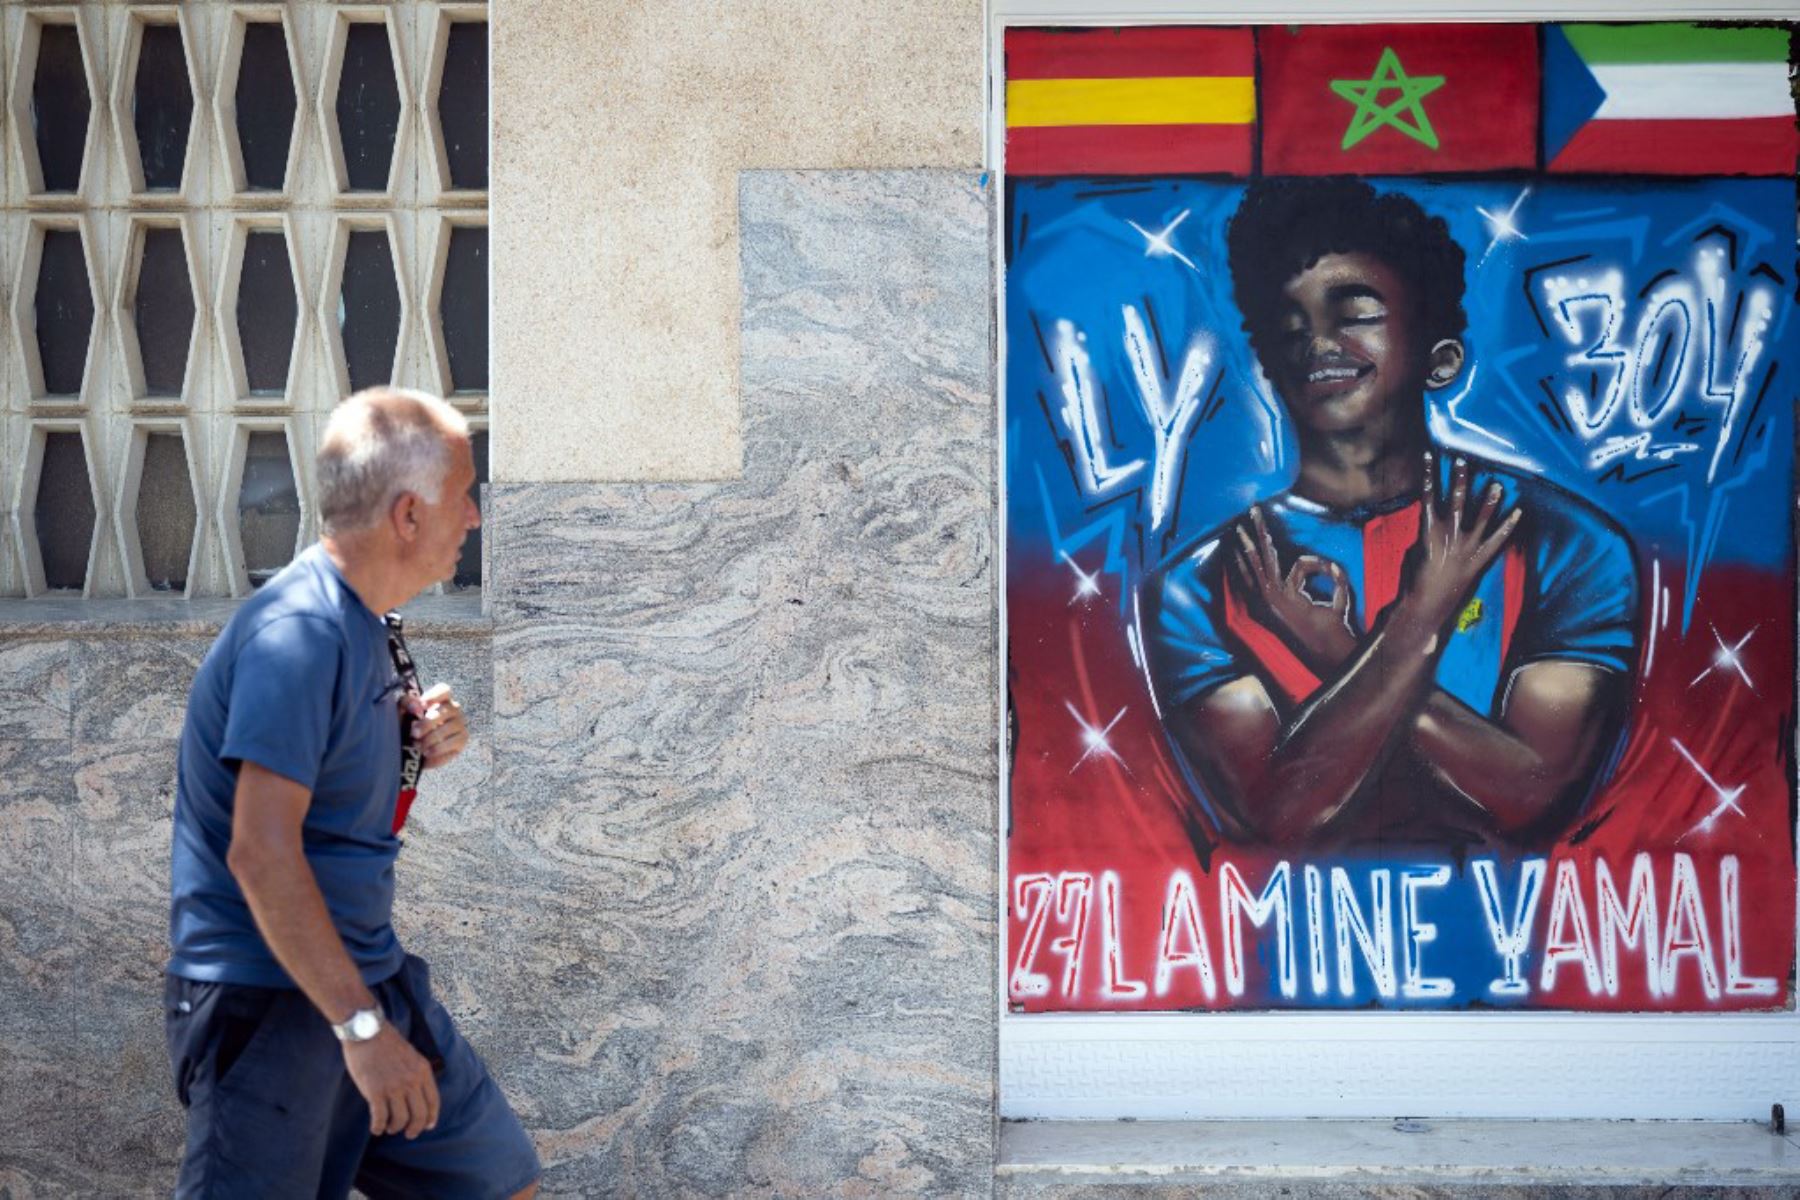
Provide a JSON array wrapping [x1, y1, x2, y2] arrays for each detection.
[[1260, 24, 1538, 175], [1545, 23, 1798, 176], [1005, 27, 1255, 176]]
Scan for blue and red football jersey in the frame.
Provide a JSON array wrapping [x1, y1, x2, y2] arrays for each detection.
[[1142, 456, 1640, 846]]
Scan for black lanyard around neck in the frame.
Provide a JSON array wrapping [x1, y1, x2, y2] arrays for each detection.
[[384, 612, 423, 829]]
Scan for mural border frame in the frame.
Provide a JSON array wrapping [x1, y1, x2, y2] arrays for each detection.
[[988, 0, 1800, 1121]]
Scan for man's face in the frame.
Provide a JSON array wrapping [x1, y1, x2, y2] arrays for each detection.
[[1263, 251, 1424, 436], [412, 434, 480, 584]]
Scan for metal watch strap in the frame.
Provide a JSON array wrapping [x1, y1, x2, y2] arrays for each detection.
[[332, 1007, 383, 1043]]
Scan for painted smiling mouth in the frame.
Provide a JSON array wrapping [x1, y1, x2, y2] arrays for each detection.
[[1305, 363, 1372, 385]]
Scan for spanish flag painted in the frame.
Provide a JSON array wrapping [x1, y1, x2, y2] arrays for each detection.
[[1005, 28, 1256, 177]]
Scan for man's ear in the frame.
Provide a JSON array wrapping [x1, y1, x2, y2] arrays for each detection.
[[389, 491, 421, 542], [1424, 338, 1465, 391]]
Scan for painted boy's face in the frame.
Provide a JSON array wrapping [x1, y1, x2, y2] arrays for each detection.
[[1264, 251, 1424, 436]]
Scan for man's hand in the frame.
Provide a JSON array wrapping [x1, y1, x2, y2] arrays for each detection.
[[1405, 452, 1520, 632], [343, 1024, 440, 1138], [1231, 506, 1359, 672], [407, 683, 467, 770]]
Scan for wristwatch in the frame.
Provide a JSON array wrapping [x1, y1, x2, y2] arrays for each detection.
[[331, 1007, 383, 1044]]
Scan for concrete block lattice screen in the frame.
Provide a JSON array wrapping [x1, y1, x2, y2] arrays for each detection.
[[0, 2, 490, 599]]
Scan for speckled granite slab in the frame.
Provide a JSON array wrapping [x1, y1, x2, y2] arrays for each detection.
[[0, 170, 994, 1197], [477, 170, 996, 1196], [0, 629, 494, 1196]]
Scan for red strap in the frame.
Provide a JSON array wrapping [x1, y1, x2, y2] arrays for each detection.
[[393, 788, 417, 835]]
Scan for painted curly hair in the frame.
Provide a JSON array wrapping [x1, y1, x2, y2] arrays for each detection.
[[1225, 178, 1468, 372]]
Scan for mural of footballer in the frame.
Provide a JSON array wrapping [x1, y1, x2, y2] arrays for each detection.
[[1143, 178, 1640, 853]]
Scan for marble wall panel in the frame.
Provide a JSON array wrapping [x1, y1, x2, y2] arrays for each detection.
[[69, 639, 209, 747], [0, 625, 497, 1196], [389, 632, 505, 990], [54, 641, 215, 1190], [67, 658, 191, 1188], [739, 172, 992, 454], [0, 655, 81, 1194], [0, 168, 998, 1196], [474, 169, 995, 1197], [0, 640, 73, 740]]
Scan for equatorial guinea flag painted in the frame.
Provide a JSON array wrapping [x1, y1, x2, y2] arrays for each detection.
[[1005, 27, 1255, 176], [1259, 24, 1539, 175], [1545, 23, 1798, 176]]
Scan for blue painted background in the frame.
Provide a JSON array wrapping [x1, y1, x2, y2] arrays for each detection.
[[1007, 177, 1798, 628]]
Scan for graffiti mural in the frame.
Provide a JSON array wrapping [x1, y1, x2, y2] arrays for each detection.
[[1004, 22, 1799, 1011]]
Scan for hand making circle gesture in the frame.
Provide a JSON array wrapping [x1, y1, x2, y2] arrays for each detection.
[[1230, 505, 1359, 670]]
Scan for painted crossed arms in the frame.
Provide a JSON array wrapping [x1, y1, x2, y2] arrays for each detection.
[[1173, 455, 1625, 846]]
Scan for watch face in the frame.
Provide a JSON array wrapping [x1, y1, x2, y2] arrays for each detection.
[[350, 1010, 380, 1040]]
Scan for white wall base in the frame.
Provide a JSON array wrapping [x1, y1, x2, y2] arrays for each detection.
[[1002, 1013, 1800, 1120], [999, 1117, 1800, 1186]]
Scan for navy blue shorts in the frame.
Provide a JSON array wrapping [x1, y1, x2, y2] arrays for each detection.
[[165, 955, 540, 1200]]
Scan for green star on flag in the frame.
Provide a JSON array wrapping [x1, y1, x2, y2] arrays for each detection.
[[1330, 47, 1445, 150]]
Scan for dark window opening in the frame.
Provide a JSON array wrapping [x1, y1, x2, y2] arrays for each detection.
[[239, 432, 301, 587], [137, 433, 197, 592], [237, 231, 298, 395], [336, 24, 402, 191], [453, 430, 489, 589], [438, 22, 488, 189], [340, 230, 402, 393], [135, 228, 196, 395], [441, 227, 488, 392], [35, 432, 95, 591], [35, 229, 94, 396], [132, 24, 193, 190], [235, 23, 297, 191], [31, 24, 89, 192]]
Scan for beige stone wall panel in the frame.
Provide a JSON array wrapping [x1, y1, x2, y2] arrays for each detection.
[[489, 0, 984, 483]]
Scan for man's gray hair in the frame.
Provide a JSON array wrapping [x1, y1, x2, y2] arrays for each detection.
[[317, 387, 470, 535]]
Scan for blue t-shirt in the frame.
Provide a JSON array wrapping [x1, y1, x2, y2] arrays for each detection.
[[168, 544, 406, 987]]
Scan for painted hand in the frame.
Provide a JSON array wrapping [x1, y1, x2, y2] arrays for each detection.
[[407, 683, 468, 770], [1231, 506, 1359, 673], [1405, 452, 1521, 632]]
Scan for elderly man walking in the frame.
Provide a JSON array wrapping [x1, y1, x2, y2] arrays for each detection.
[[164, 388, 539, 1199]]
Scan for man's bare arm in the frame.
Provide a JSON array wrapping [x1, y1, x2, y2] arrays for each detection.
[[227, 762, 380, 1021], [227, 761, 439, 1138]]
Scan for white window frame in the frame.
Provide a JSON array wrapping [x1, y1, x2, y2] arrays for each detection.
[[989, 0, 1800, 1121]]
